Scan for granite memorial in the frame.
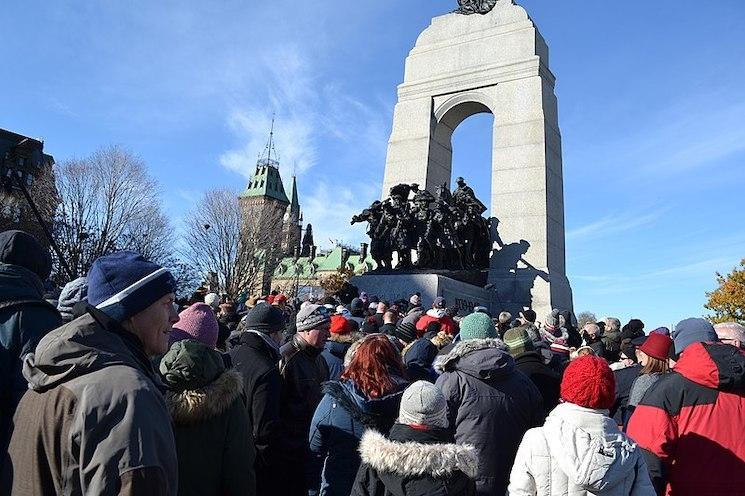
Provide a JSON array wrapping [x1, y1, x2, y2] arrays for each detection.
[[353, 0, 573, 317]]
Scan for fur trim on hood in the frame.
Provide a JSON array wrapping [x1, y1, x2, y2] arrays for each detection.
[[166, 369, 243, 425], [328, 331, 364, 345], [358, 430, 478, 479], [434, 337, 508, 373]]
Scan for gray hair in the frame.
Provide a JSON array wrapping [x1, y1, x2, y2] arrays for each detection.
[[604, 317, 621, 333]]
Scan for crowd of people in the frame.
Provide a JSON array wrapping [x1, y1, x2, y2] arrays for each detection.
[[1, 228, 744, 495]]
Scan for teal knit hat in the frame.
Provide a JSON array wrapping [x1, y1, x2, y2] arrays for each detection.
[[459, 312, 497, 341]]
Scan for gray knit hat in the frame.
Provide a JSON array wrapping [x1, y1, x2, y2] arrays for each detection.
[[398, 381, 448, 429], [296, 304, 331, 332]]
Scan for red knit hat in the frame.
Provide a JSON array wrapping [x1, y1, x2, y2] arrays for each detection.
[[560, 355, 616, 410], [330, 315, 352, 335], [639, 333, 673, 361]]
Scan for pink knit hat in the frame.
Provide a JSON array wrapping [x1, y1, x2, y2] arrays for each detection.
[[169, 303, 219, 348]]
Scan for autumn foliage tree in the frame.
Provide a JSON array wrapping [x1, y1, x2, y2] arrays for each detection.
[[706, 259, 745, 325]]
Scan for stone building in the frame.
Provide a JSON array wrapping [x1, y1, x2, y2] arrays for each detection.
[[0, 128, 58, 247], [239, 122, 304, 293]]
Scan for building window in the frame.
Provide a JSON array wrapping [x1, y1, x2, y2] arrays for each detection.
[[26, 174, 33, 188], [18, 157, 25, 167]]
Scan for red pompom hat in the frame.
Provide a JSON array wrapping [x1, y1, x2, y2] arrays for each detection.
[[639, 333, 673, 361], [561, 355, 616, 410], [330, 315, 352, 335]]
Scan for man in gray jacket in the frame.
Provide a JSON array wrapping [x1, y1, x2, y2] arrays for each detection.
[[1, 251, 180, 495]]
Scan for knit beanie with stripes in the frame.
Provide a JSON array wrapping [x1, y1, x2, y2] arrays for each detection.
[[87, 251, 176, 323]]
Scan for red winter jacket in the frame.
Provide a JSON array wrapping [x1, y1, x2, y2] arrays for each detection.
[[627, 342, 745, 496], [415, 312, 458, 337]]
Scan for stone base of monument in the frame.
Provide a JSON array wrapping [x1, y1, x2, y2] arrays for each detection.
[[351, 273, 493, 316], [489, 270, 574, 319]]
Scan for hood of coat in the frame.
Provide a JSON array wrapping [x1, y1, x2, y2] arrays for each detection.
[[324, 339, 352, 360], [402, 338, 438, 368], [160, 340, 243, 425], [227, 329, 280, 362], [328, 330, 363, 346], [674, 342, 745, 392], [0, 263, 45, 303], [23, 308, 156, 392], [434, 338, 513, 380], [323, 379, 407, 428], [0, 230, 52, 281], [358, 430, 478, 480], [543, 402, 641, 491], [57, 277, 88, 321]]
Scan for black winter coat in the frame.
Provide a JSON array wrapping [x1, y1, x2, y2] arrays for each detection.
[[434, 338, 544, 496], [514, 351, 561, 412], [610, 363, 641, 426], [352, 423, 477, 496], [279, 334, 330, 495], [226, 331, 283, 496], [0, 263, 61, 457]]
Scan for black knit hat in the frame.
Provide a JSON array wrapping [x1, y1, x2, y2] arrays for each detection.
[[244, 303, 286, 333], [395, 322, 418, 344]]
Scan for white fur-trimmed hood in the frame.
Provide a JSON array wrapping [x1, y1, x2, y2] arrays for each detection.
[[434, 337, 508, 373], [358, 430, 478, 479], [165, 369, 243, 425]]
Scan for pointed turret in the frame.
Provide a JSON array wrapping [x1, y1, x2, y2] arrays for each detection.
[[289, 175, 300, 219], [239, 117, 290, 205]]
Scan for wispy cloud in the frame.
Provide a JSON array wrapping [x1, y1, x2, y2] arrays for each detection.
[[302, 181, 381, 250], [569, 87, 745, 188], [567, 209, 664, 241], [218, 43, 389, 185]]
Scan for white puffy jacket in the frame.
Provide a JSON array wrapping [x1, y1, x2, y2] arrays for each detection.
[[508, 402, 655, 496]]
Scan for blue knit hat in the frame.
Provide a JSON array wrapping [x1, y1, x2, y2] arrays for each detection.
[[87, 251, 176, 323], [459, 312, 497, 341], [672, 317, 718, 356]]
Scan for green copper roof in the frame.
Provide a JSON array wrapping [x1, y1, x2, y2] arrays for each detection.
[[272, 247, 377, 279], [348, 253, 378, 274], [239, 158, 290, 204]]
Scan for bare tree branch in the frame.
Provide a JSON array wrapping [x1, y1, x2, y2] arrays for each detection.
[[52, 145, 172, 282], [181, 189, 286, 298]]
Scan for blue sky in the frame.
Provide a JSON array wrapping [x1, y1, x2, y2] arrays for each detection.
[[2, 0, 744, 326]]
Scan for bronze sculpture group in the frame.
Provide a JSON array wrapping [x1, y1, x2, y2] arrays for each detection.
[[454, 0, 500, 15], [352, 178, 491, 271]]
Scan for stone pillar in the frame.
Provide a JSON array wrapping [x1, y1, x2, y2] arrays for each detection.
[[380, 0, 573, 317]]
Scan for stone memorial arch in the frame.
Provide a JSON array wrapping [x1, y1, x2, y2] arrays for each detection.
[[381, 0, 573, 316]]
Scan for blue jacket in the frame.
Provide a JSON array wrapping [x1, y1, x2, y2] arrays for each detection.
[[308, 379, 407, 496], [0, 263, 61, 454], [321, 340, 351, 381]]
